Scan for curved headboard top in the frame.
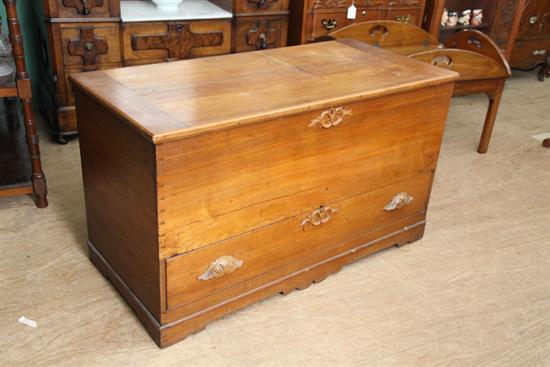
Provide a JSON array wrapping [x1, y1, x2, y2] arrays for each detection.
[[327, 20, 440, 50], [445, 30, 512, 76]]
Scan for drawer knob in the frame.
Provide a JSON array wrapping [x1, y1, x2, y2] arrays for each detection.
[[301, 205, 337, 227], [529, 16, 538, 24], [308, 106, 352, 128], [321, 18, 338, 31], [198, 256, 243, 281], [533, 49, 547, 56], [384, 192, 413, 211]]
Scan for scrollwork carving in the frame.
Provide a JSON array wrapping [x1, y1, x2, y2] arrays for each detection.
[[308, 106, 352, 128], [198, 256, 243, 281]]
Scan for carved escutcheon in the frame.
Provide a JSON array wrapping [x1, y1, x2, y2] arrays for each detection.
[[248, 0, 278, 9], [67, 28, 108, 71], [384, 192, 413, 211], [308, 106, 352, 128], [62, 0, 104, 15], [198, 256, 243, 281], [301, 205, 337, 227]]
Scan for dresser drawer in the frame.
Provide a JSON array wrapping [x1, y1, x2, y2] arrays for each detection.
[[156, 84, 451, 257], [510, 39, 550, 69], [60, 23, 122, 70], [121, 21, 231, 64], [310, 11, 351, 40], [234, 0, 289, 15], [43, 0, 120, 18], [165, 171, 432, 312], [386, 7, 424, 26], [234, 15, 288, 52]]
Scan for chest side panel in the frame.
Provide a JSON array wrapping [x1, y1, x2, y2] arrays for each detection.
[[75, 86, 162, 318], [156, 83, 453, 258]]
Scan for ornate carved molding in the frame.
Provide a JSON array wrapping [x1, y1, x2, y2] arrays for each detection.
[[131, 23, 224, 60], [198, 256, 243, 281], [313, 0, 347, 10], [67, 28, 108, 71], [388, 0, 419, 6], [247, 21, 278, 50], [248, 0, 278, 9], [62, 0, 104, 15], [308, 106, 352, 128]]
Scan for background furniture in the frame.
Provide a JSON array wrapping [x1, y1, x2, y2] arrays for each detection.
[[288, 0, 427, 45], [426, 0, 549, 80], [72, 40, 456, 347], [0, 0, 47, 208], [324, 20, 511, 153], [34, 0, 289, 143]]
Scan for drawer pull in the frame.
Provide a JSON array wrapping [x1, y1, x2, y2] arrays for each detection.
[[384, 192, 413, 211], [308, 106, 352, 128], [321, 18, 338, 31], [198, 256, 243, 281], [301, 205, 337, 227], [248, 0, 276, 9], [533, 49, 547, 56], [395, 15, 413, 24], [529, 16, 538, 24]]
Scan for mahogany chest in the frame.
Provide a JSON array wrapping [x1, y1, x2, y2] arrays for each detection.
[[71, 40, 457, 347]]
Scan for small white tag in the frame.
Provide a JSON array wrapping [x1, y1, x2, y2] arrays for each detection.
[[347, 4, 357, 19], [18, 316, 37, 328]]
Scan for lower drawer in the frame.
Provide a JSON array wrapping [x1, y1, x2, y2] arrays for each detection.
[[510, 39, 550, 69], [165, 171, 433, 312]]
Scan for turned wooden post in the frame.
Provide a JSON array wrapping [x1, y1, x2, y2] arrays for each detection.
[[3, 0, 48, 207]]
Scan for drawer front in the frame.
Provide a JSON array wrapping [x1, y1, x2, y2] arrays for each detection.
[[166, 172, 432, 311], [517, 1, 550, 40], [510, 39, 550, 69], [46, 0, 120, 18], [157, 84, 453, 257], [122, 21, 231, 63], [234, 0, 290, 14], [234, 15, 288, 52], [385, 7, 424, 26], [60, 23, 122, 70], [307, 8, 385, 41]]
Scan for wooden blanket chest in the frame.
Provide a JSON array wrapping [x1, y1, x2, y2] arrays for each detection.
[[71, 40, 457, 347]]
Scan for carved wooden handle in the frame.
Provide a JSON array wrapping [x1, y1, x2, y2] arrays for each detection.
[[301, 205, 337, 227], [384, 192, 413, 211], [308, 107, 352, 128], [198, 256, 243, 281]]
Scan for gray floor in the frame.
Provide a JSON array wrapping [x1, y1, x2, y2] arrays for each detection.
[[1, 70, 549, 366]]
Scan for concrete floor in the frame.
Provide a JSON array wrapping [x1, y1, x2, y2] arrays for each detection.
[[1, 70, 549, 366]]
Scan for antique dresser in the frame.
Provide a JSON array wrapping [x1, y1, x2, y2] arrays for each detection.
[[288, 0, 427, 45], [71, 40, 457, 347], [34, 0, 289, 142]]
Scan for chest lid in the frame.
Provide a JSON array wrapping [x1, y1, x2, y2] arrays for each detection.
[[70, 39, 458, 144]]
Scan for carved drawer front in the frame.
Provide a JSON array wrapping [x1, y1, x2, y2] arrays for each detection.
[[122, 20, 231, 65], [48, 0, 120, 18], [385, 7, 424, 26], [165, 171, 432, 314], [156, 84, 451, 259], [510, 39, 550, 69], [234, 0, 290, 14], [517, 1, 550, 40], [60, 23, 122, 70], [234, 15, 288, 52]]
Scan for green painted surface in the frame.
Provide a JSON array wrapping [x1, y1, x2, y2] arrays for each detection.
[[1, 0, 43, 103]]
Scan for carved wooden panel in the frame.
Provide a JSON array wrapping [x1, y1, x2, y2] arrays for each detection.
[[131, 23, 224, 60], [388, 0, 420, 6], [62, 0, 104, 15], [247, 21, 279, 50], [67, 28, 108, 71], [313, 0, 348, 10]]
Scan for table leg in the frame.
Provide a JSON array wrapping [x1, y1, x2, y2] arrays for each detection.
[[478, 80, 505, 154]]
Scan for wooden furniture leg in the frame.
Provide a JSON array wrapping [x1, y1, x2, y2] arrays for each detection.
[[4, 0, 48, 207], [537, 55, 550, 82], [478, 80, 505, 154]]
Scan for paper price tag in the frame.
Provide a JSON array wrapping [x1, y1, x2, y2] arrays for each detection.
[[347, 3, 357, 19]]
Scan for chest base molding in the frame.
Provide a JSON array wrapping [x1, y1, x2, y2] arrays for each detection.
[[89, 217, 425, 348]]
